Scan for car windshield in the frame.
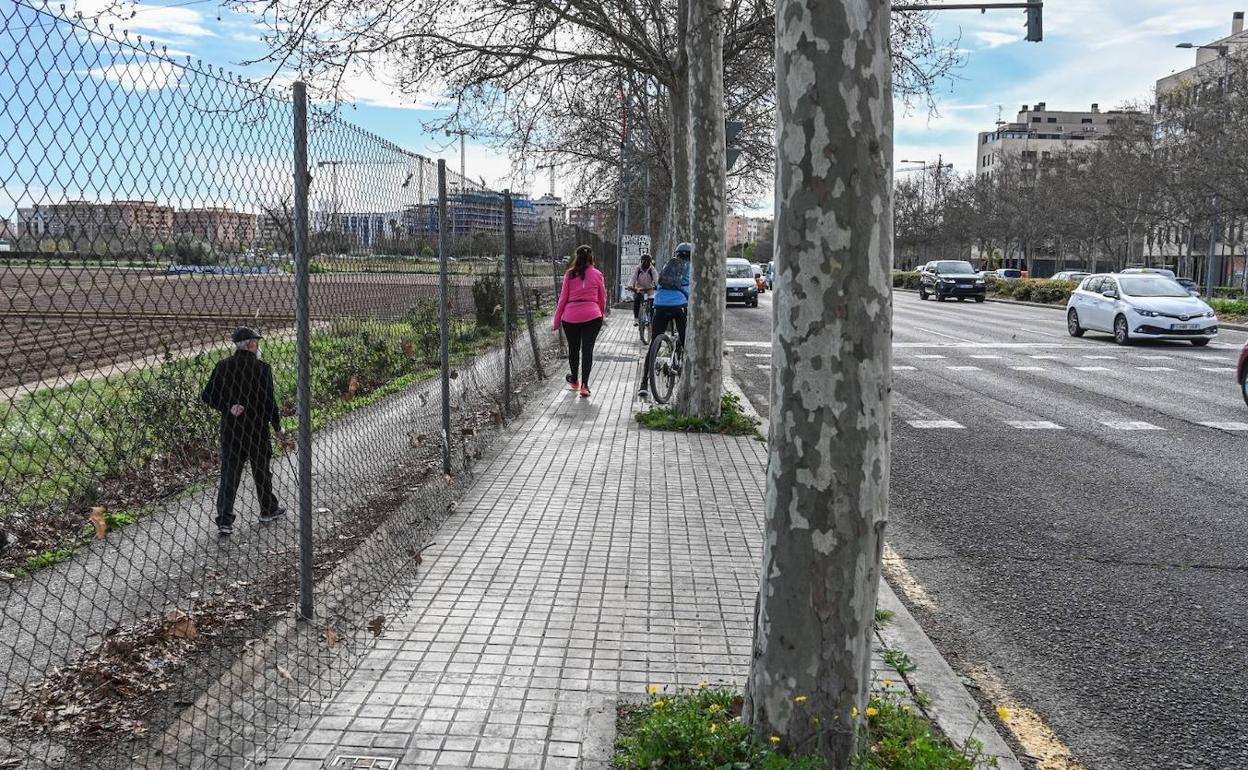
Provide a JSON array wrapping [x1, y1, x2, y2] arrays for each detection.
[[1118, 276, 1191, 298], [727, 264, 754, 278], [935, 261, 975, 274]]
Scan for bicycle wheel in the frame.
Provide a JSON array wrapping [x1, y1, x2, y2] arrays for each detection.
[[638, 311, 651, 345], [648, 332, 678, 404]]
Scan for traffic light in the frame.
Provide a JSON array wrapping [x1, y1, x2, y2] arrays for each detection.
[[725, 120, 744, 170], [1025, 2, 1043, 42]]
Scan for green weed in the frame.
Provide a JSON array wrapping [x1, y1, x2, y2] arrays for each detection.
[[635, 393, 762, 439]]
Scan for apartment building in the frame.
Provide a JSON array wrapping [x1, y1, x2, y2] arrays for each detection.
[[725, 213, 772, 248], [173, 207, 258, 250], [566, 204, 615, 239], [975, 103, 1146, 175], [17, 199, 175, 244]]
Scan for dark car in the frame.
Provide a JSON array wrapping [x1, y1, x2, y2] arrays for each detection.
[[1175, 277, 1202, 296], [919, 260, 987, 302]]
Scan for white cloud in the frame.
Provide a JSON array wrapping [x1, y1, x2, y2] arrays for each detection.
[[71, 0, 215, 40], [85, 60, 181, 90], [975, 31, 1019, 49]]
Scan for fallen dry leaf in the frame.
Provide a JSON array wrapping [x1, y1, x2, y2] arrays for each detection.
[[344, 374, 361, 400], [324, 627, 340, 649], [367, 615, 386, 637], [163, 610, 198, 640], [88, 507, 107, 541], [276, 665, 294, 682]]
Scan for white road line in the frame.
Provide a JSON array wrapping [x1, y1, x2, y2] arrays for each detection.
[[893, 365, 917, 371], [725, 341, 771, 348], [1029, 354, 1061, 360], [1101, 421, 1163, 431], [1006, 420, 1065, 430], [744, 353, 770, 359], [1199, 421, 1248, 431], [1082, 355, 1117, 360], [1200, 367, 1237, 372], [1135, 366, 1174, 372], [906, 420, 965, 429], [914, 354, 946, 359], [755, 364, 769, 370], [1140, 355, 1174, 360], [969, 355, 1003, 359], [1011, 366, 1047, 372], [892, 342, 1082, 349], [915, 326, 975, 342], [1074, 366, 1112, 372], [946, 365, 982, 371]]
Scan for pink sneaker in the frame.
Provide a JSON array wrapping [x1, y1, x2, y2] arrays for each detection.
[[579, 385, 591, 398], [570, 381, 580, 391]]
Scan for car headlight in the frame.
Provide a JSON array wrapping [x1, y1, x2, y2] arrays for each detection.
[[939, 278, 955, 283], [1206, 309, 1217, 318], [1132, 307, 1161, 317], [975, 279, 985, 285]]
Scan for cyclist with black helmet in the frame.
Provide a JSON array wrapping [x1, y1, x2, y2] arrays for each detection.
[[638, 242, 692, 400]]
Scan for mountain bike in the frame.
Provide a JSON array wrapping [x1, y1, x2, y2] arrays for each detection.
[[636, 294, 655, 345], [645, 323, 684, 404]]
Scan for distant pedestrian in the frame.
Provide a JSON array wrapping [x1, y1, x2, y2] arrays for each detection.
[[552, 244, 607, 398], [629, 253, 659, 319], [201, 326, 286, 536]]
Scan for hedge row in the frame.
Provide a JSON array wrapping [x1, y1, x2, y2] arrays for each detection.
[[891, 271, 1075, 304]]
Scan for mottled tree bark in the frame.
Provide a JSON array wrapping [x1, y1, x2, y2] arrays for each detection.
[[668, 81, 692, 248], [677, 0, 727, 419], [744, 0, 893, 765]]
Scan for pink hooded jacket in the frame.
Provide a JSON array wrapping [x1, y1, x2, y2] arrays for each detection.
[[552, 267, 607, 329]]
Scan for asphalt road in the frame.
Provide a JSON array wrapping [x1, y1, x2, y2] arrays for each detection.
[[726, 289, 1248, 770]]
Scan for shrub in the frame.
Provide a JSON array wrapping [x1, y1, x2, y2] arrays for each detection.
[[892, 271, 921, 290], [472, 271, 505, 329], [1011, 281, 1034, 302], [403, 300, 441, 365], [1210, 298, 1248, 319], [1213, 286, 1244, 299]]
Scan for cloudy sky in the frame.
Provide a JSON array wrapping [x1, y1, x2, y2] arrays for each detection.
[[29, 0, 1248, 212]]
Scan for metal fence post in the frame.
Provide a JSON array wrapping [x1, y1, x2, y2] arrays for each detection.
[[437, 160, 451, 476], [503, 190, 514, 415], [291, 81, 314, 622], [513, 231, 545, 381], [548, 217, 564, 353]]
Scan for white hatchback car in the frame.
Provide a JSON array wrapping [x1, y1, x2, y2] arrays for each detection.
[[1066, 274, 1218, 346]]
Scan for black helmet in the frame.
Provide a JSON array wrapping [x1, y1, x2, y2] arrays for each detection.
[[675, 242, 693, 257], [232, 326, 263, 344]]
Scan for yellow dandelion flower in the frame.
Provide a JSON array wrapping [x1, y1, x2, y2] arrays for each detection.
[[708, 703, 721, 714], [996, 706, 1012, 722], [902, 704, 911, 713], [769, 736, 781, 745], [647, 685, 659, 697], [851, 707, 860, 718], [710, 723, 719, 734], [794, 695, 808, 704], [698, 681, 708, 689], [865, 706, 879, 718], [883, 679, 895, 687], [654, 699, 667, 709]]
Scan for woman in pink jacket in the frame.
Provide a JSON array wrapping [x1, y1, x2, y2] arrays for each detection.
[[552, 245, 607, 397]]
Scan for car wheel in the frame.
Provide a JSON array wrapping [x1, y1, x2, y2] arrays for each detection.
[[1067, 309, 1085, 338], [1113, 314, 1131, 345], [919, 286, 928, 300], [956, 297, 965, 302], [974, 296, 985, 303], [936, 291, 947, 302], [1191, 338, 1210, 347]]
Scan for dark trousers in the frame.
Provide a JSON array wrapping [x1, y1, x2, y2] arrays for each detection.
[[641, 305, 686, 391], [215, 430, 278, 526], [562, 317, 604, 387]]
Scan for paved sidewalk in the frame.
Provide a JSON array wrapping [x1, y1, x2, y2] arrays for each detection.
[[262, 320, 1013, 770]]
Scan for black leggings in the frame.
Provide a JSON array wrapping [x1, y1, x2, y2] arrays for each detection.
[[562, 317, 604, 387]]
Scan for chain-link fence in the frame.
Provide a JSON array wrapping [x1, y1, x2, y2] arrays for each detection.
[[0, 1, 608, 765]]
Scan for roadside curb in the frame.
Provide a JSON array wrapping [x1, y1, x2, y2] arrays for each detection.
[[896, 287, 1248, 332], [721, 360, 1022, 768]]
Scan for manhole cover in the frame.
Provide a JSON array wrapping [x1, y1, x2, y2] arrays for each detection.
[[329, 756, 398, 769]]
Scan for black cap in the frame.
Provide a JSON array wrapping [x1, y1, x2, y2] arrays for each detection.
[[232, 326, 263, 344]]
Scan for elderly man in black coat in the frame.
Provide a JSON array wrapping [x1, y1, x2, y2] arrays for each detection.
[[201, 327, 286, 536]]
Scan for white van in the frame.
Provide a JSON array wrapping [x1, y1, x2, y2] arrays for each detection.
[[726, 257, 759, 307]]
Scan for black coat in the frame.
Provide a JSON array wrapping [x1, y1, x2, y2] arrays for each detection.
[[201, 350, 281, 440]]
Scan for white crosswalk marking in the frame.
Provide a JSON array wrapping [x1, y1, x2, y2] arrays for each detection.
[[893, 365, 917, 371], [946, 365, 981, 371], [1141, 355, 1173, 360], [1012, 366, 1047, 372], [1135, 366, 1174, 372], [914, 354, 946, 359], [1074, 366, 1111, 372], [1101, 421, 1163, 431], [906, 420, 965, 429], [1200, 367, 1236, 373], [1029, 355, 1061, 360], [1006, 420, 1064, 430], [1082, 355, 1117, 360], [744, 353, 770, 359], [755, 364, 769, 370], [969, 355, 1003, 359], [1199, 422, 1248, 431]]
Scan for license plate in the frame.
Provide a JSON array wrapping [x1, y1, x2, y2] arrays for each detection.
[[1172, 323, 1200, 330]]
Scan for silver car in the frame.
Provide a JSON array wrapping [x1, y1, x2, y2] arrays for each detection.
[[1066, 274, 1218, 347]]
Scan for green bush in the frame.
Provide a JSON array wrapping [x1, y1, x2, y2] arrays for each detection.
[[1011, 281, 1034, 302], [635, 393, 762, 439], [988, 279, 1073, 305], [1210, 298, 1248, 319], [1213, 286, 1244, 299], [892, 271, 921, 290], [472, 271, 505, 329]]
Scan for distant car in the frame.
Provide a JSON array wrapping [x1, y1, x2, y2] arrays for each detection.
[[726, 257, 759, 307], [1120, 267, 1176, 279], [1175, 277, 1201, 296], [918, 260, 986, 302], [1051, 271, 1090, 282], [993, 268, 1023, 281], [1238, 341, 1248, 406], [1066, 273, 1218, 346]]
